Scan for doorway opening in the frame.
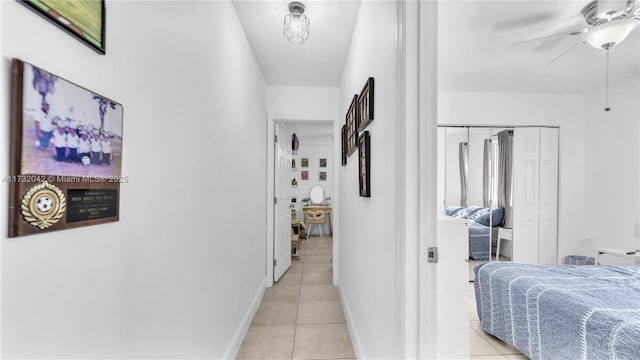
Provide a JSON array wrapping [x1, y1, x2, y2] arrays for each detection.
[[266, 118, 336, 286]]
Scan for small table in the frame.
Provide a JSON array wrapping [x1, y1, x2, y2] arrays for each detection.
[[496, 228, 512, 261], [303, 206, 333, 235], [596, 248, 640, 265]]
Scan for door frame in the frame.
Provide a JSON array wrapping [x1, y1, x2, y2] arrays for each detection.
[[265, 115, 338, 287]]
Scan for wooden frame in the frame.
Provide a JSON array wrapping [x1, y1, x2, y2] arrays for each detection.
[[9, 58, 124, 237], [358, 131, 371, 197], [341, 124, 347, 166], [357, 77, 374, 131], [345, 95, 359, 156], [319, 158, 327, 167], [19, 0, 106, 54]]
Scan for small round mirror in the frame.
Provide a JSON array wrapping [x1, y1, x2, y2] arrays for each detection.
[[309, 185, 325, 204]]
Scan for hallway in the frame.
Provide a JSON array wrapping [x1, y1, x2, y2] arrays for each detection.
[[237, 235, 355, 359]]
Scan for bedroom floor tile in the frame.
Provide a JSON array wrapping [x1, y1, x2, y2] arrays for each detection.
[[470, 321, 521, 355], [504, 355, 529, 359], [470, 356, 508, 360], [470, 326, 502, 355]]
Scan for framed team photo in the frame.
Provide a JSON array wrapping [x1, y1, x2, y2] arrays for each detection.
[[9, 58, 124, 237]]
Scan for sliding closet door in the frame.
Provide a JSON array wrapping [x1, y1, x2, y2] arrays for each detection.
[[538, 128, 559, 265], [512, 128, 540, 264]]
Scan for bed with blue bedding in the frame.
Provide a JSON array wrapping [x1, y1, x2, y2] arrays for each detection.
[[474, 261, 640, 360], [446, 206, 504, 260]]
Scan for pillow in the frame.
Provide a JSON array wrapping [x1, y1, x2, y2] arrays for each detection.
[[467, 206, 489, 220], [474, 208, 505, 227], [446, 206, 467, 218]]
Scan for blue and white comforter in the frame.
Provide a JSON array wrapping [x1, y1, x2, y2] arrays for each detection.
[[468, 220, 491, 260], [474, 261, 640, 360]]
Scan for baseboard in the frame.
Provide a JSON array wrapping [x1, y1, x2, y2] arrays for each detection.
[[336, 275, 365, 359], [223, 277, 267, 359]]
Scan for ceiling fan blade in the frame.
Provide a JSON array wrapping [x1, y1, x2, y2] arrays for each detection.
[[494, 12, 558, 32], [545, 41, 585, 67], [511, 28, 590, 47]]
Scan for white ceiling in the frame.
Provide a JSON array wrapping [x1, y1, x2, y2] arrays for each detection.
[[233, 0, 639, 94], [232, 0, 361, 87], [439, 0, 640, 94]]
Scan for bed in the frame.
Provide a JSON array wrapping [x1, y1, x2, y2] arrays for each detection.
[[474, 261, 640, 360], [446, 206, 504, 260]]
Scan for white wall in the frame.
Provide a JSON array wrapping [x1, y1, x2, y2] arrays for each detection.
[[268, 86, 339, 120], [1, 1, 267, 358], [584, 76, 640, 260], [439, 91, 588, 262], [337, 1, 398, 358]]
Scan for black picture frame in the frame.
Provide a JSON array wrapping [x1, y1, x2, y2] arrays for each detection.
[[341, 125, 347, 166], [357, 77, 374, 131], [345, 95, 359, 156], [19, 0, 106, 55], [358, 131, 371, 197]]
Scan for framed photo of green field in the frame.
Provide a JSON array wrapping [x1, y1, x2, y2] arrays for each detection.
[[19, 0, 106, 54]]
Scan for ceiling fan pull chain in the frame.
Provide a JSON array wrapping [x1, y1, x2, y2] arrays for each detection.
[[605, 48, 611, 112]]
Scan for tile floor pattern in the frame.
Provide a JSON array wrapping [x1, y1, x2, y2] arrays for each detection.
[[237, 235, 355, 360], [469, 259, 527, 360]]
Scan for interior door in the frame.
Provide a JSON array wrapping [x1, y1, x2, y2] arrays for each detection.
[[274, 123, 292, 281]]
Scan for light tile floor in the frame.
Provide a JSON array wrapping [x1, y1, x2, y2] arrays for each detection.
[[469, 259, 527, 359], [237, 235, 355, 360]]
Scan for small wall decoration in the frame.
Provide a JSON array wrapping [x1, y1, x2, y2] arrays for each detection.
[[9, 59, 124, 237], [320, 158, 327, 167], [301, 171, 309, 180], [291, 158, 296, 168], [345, 94, 359, 156], [341, 125, 347, 166], [358, 131, 371, 197], [291, 133, 299, 152], [319, 172, 327, 181], [358, 77, 374, 131], [19, 0, 106, 54], [301, 158, 309, 167]]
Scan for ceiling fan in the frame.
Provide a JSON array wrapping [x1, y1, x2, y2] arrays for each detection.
[[513, 0, 639, 65], [512, 0, 639, 111]]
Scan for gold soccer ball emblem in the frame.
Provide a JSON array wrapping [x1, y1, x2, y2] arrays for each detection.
[[21, 181, 66, 229]]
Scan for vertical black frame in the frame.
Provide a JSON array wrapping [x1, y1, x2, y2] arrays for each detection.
[[358, 131, 371, 197]]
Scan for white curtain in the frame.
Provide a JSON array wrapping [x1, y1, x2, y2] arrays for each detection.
[[497, 130, 513, 228], [459, 142, 469, 207], [482, 139, 492, 208]]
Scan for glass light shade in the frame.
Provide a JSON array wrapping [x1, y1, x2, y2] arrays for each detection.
[[586, 19, 637, 49], [284, 13, 310, 45]]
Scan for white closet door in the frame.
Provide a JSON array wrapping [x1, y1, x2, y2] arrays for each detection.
[[513, 128, 540, 264], [538, 127, 559, 265]]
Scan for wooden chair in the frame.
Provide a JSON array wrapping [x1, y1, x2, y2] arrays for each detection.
[[305, 210, 326, 239]]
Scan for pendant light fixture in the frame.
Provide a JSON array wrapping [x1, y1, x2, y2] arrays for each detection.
[[283, 2, 310, 45]]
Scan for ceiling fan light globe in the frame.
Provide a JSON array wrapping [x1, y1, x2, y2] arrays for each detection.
[[585, 19, 637, 49]]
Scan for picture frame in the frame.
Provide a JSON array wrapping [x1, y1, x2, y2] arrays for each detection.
[[319, 171, 327, 181], [19, 0, 106, 54], [341, 125, 347, 166], [301, 170, 309, 180], [9, 58, 124, 237], [358, 131, 371, 197], [345, 94, 359, 156], [357, 77, 374, 131], [319, 158, 327, 167], [301, 158, 309, 167]]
